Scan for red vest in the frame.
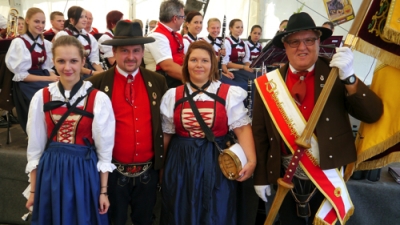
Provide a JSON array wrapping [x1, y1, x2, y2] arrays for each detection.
[[174, 83, 229, 138], [19, 36, 47, 70], [111, 69, 154, 163], [153, 23, 184, 71], [227, 37, 246, 63], [64, 28, 92, 56], [285, 68, 315, 120], [43, 87, 97, 145]]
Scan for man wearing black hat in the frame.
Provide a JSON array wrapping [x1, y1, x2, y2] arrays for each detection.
[[251, 12, 383, 224], [87, 21, 167, 225]]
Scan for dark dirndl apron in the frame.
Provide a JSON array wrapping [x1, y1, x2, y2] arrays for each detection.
[[161, 136, 237, 225], [13, 69, 52, 133]]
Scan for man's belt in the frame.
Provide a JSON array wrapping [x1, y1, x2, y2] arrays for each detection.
[[113, 160, 152, 178]]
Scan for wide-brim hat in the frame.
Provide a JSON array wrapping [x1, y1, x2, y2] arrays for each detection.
[[102, 21, 155, 46], [272, 12, 332, 49]]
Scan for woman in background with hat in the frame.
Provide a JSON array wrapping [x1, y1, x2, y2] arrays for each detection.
[[252, 12, 383, 224], [160, 41, 256, 225], [55, 6, 104, 77], [25, 35, 115, 225]]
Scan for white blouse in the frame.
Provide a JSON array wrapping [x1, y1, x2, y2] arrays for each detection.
[[222, 36, 251, 65], [5, 34, 54, 82], [25, 81, 116, 174], [98, 29, 114, 58], [160, 81, 251, 134], [183, 33, 201, 54], [55, 29, 101, 65]]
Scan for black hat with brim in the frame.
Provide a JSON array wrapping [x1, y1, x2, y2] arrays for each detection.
[[272, 12, 333, 49], [102, 21, 155, 46]]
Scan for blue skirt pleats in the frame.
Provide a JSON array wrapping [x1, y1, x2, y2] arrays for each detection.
[[31, 142, 108, 225], [161, 136, 237, 225]]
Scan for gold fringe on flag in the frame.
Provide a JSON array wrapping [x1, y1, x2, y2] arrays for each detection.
[[383, 0, 400, 45], [353, 38, 400, 69], [354, 64, 400, 170]]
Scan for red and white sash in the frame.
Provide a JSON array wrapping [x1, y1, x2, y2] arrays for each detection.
[[254, 70, 354, 225]]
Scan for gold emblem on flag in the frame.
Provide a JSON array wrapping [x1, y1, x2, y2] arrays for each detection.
[[334, 187, 342, 197]]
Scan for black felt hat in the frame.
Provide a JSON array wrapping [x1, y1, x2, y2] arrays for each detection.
[[272, 12, 332, 48], [102, 20, 155, 46]]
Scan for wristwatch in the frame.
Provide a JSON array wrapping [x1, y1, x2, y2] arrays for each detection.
[[341, 74, 356, 85]]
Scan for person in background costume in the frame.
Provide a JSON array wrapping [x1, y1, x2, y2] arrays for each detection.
[[55, 6, 103, 77], [182, 11, 203, 54], [5, 7, 59, 133]]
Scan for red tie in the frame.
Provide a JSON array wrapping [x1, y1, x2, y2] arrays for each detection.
[[291, 71, 308, 105], [125, 74, 134, 106]]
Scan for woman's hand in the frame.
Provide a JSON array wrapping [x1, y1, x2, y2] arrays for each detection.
[[48, 73, 60, 82], [236, 161, 256, 182], [219, 49, 226, 57], [244, 65, 254, 73], [98, 193, 110, 214], [26, 193, 34, 211], [222, 71, 235, 79]]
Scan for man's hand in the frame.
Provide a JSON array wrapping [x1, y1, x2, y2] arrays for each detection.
[[329, 47, 354, 80], [254, 185, 272, 202]]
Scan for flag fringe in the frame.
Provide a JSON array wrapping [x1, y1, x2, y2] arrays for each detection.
[[383, 27, 400, 46], [355, 131, 400, 170], [353, 39, 400, 70]]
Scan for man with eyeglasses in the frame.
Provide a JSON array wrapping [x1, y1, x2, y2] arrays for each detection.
[[144, 0, 186, 88], [251, 12, 383, 225]]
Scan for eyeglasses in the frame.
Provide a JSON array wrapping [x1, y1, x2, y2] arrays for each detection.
[[175, 15, 186, 20], [285, 37, 318, 48]]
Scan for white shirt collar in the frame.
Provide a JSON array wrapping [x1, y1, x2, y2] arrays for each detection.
[[158, 22, 174, 32], [116, 65, 139, 78], [289, 64, 315, 73]]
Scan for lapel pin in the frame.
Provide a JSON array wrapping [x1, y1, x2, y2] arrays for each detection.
[[320, 75, 324, 81], [105, 86, 109, 92], [148, 81, 152, 87]]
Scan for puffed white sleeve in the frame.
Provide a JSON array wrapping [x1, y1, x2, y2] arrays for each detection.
[[87, 34, 101, 65], [222, 39, 231, 65], [42, 40, 55, 73], [226, 85, 252, 130], [25, 89, 47, 173], [53, 30, 68, 40], [5, 38, 32, 81], [98, 35, 113, 58], [146, 33, 173, 64], [242, 41, 251, 64], [183, 38, 190, 54], [160, 88, 176, 134], [92, 91, 116, 172]]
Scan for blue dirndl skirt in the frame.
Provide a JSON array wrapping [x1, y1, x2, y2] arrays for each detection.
[[31, 142, 108, 225], [161, 135, 237, 225]]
